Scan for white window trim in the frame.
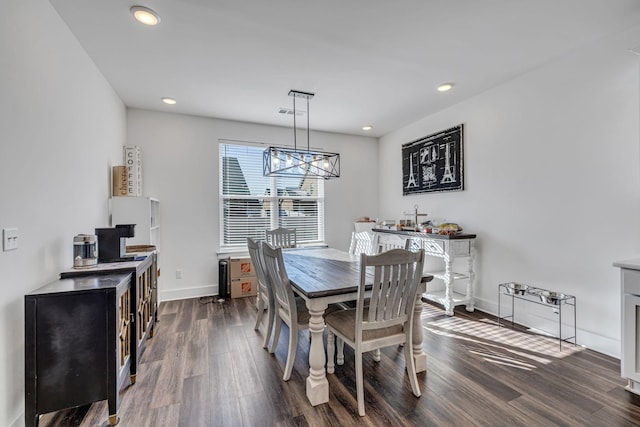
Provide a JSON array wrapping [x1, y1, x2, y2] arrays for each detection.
[[218, 140, 325, 251]]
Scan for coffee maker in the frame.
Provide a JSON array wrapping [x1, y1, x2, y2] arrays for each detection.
[[94, 224, 136, 263]]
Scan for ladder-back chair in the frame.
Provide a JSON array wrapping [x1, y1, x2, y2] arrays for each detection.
[[325, 248, 425, 416], [266, 227, 297, 249], [247, 237, 274, 349]]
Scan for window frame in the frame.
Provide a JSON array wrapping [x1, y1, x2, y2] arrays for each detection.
[[218, 141, 325, 250]]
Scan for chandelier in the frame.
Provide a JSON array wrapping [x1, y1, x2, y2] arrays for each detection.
[[263, 90, 340, 179]]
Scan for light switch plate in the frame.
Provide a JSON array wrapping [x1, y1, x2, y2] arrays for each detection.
[[3, 228, 18, 251]]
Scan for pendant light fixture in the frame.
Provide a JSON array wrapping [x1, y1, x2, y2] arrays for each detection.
[[263, 90, 340, 179]]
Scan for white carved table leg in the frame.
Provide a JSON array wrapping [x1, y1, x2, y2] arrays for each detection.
[[306, 300, 329, 406], [413, 282, 428, 373], [444, 252, 454, 316], [465, 241, 476, 312]]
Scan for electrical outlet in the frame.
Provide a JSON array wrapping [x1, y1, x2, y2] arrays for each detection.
[[176, 269, 182, 279], [3, 228, 18, 251]]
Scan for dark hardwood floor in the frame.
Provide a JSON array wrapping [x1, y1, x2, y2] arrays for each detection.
[[40, 297, 640, 427]]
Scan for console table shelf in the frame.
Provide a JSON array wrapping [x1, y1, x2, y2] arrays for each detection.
[[374, 228, 476, 316], [497, 283, 577, 350], [432, 271, 469, 281]]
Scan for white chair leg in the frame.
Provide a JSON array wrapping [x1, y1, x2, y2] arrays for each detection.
[[269, 318, 282, 354], [262, 304, 275, 350], [327, 331, 335, 374], [404, 334, 421, 397], [254, 296, 265, 331], [283, 325, 298, 381], [372, 348, 381, 362], [337, 338, 345, 365], [356, 350, 365, 416]]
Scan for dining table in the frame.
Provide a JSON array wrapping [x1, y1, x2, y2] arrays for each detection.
[[282, 247, 433, 406]]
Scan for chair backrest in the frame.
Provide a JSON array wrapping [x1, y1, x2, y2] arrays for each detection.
[[260, 241, 298, 324], [247, 237, 270, 299], [348, 231, 378, 256], [266, 227, 297, 249], [403, 238, 429, 283], [356, 248, 425, 335], [377, 234, 408, 253]]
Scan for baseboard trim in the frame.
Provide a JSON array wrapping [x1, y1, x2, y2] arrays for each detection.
[[159, 284, 217, 302]]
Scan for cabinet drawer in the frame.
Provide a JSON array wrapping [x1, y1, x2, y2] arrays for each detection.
[[623, 269, 640, 295], [423, 240, 445, 255]]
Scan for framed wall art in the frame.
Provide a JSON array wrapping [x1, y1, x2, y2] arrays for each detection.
[[402, 124, 464, 195]]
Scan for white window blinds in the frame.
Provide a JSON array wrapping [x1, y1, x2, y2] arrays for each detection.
[[219, 142, 325, 248]]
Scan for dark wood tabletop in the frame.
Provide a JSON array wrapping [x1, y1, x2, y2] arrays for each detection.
[[283, 247, 432, 299], [282, 248, 367, 298]]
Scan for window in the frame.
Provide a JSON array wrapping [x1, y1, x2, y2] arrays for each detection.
[[219, 142, 325, 248]]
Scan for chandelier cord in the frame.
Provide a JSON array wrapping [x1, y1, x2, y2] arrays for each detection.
[[306, 96, 310, 153], [293, 95, 297, 151]]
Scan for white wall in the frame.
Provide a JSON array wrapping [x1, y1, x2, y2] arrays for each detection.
[[126, 109, 378, 301], [379, 25, 640, 357], [0, 1, 126, 426]]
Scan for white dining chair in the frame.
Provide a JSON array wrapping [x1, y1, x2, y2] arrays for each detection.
[[348, 231, 378, 256], [347, 230, 382, 360], [265, 227, 297, 248], [247, 237, 274, 349], [260, 241, 315, 381], [325, 248, 425, 416], [364, 235, 416, 361], [376, 234, 408, 253], [345, 234, 420, 368], [261, 242, 345, 380]]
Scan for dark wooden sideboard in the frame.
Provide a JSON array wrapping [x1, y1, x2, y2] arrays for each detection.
[[59, 252, 158, 384], [25, 252, 158, 427], [25, 274, 131, 427]]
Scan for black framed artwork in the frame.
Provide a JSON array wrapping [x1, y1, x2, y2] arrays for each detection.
[[402, 124, 464, 195]]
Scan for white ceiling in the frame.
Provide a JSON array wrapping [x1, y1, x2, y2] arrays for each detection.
[[50, 0, 640, 137]]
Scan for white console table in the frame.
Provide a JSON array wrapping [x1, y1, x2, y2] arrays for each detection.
[[374, 229, 477, 315]]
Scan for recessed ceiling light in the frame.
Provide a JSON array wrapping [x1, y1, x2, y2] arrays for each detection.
[[362, 125, 373, 131], [161, 97, 176, 105], [130, 6, 160, 26], [437, 83, 454, 92]]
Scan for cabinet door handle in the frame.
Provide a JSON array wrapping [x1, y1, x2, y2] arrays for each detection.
[[130, 313, 135, 323]]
